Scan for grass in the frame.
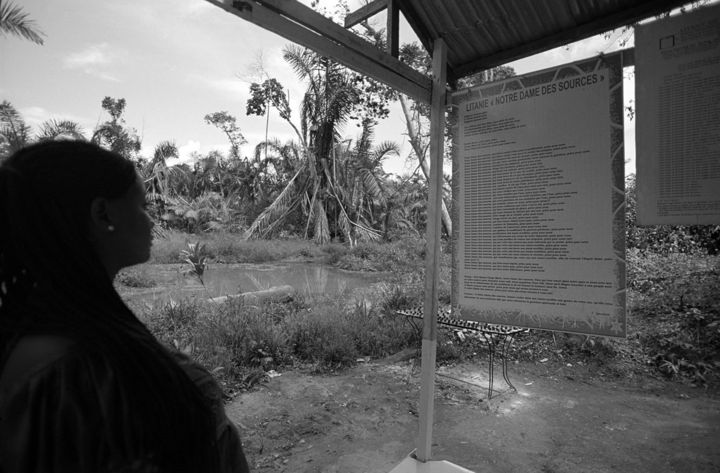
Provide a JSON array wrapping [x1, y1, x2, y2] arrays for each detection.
[[138, 231, 720, 391], [139, 291, 419, 393], [117, 267, 157, 288], [150, 230, 430, 271], [150, 229, 334, 264]]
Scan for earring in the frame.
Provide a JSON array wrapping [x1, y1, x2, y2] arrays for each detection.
[[108, 225, 115, 232]]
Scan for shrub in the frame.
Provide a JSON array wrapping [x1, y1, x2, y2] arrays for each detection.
[[116, 268, 157, 288], [628, 251, 720, 383], [336, 238, 425, 272], [285, 301, 359, 367], [197, 300, 292, 370], [139, 285, 419, 386]]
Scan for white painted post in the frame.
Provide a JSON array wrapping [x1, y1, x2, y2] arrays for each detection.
[[416, 37, 448, 463]]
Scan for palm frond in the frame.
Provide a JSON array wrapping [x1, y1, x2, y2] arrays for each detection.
[[153, 140, 178, 165], [0, 1, 45, 44], [283, 46, 323, 104], [359, 168, 386, 205], [0, 101, 30, 155], [282, 45, 314, 82], [372, 141, 400, 164], [36, 119, 86, 142], [353, 219, 381, 242], [254, 138, 284, 162], [0, 100, 23, 127], [244, 168, 304, 239], [303, 183, 320, 239], [338, 210, 353, 244]]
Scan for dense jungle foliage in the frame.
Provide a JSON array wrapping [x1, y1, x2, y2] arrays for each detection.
[[3, 37, 718, 391]]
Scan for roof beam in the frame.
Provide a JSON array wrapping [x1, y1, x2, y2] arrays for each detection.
[[386, 0, 399, 56], [257, 0, 426, 83], [344, 0, 387, 28], [450, 0, 688, 80], [206, 0, 430, 103]]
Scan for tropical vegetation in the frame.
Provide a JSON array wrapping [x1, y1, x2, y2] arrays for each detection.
[[2, 14, 718, 392]]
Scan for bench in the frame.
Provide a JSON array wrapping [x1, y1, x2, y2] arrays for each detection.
[[394, 306, 527, 399]]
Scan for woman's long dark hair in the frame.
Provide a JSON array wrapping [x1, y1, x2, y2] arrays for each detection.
[[0, 141, 219, 472]]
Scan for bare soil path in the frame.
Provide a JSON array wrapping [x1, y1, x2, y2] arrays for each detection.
[[226, 357, 720, 473]]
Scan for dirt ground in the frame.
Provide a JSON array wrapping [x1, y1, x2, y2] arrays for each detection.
[[226, 354, 720, 473]]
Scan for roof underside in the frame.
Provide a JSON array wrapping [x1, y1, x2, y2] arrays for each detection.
[[395, 0, 690, 81], [207, 0, 694, 103]]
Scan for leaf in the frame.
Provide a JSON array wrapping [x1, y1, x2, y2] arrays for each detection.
[[0, 1, 45, 44]]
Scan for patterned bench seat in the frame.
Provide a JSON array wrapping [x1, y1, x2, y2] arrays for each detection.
[[394, 306, 528, 399]]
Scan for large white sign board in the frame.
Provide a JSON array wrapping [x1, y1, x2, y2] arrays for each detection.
[[450, 55, 626, 337], [636, 4, 720, 225]]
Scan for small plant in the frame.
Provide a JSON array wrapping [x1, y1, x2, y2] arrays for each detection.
[[181, 241, 209, 287]]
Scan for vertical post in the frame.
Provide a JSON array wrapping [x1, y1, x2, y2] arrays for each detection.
[[416, 37, 447, 463], [386, 0, 399, 57]]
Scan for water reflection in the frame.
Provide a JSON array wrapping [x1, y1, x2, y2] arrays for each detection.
[[121, 263, 387, 303], [203, 263, 370, 297]]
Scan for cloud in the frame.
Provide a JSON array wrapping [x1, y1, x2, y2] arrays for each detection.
[[176, 0, 216, 17], [63, 43, 124, 82], [19, 106, 54, 128], [186, 73, 249, 101], [164, 139, 229, 166]]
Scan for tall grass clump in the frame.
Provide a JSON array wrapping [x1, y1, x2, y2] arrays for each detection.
[[140, 286, 422, 388], [196, 299, 292, 371], [143, 298, 204, 352], [281, 295, 414, 368], [336, 236, 426, 272], [150, 229, 333, 264], [141, 297, 295, 390]]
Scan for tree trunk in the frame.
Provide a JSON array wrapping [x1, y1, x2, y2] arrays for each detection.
[[399, 95, 452, 238]]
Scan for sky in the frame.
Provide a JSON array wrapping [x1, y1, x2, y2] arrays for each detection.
[[1, 0, 680, 175]]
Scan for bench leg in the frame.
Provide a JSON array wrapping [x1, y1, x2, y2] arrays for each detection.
[[500, 334, 517, 393], [482, 332, 495, 399]]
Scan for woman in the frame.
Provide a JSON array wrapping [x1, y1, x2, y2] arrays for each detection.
[[0, 141, 249, 472]]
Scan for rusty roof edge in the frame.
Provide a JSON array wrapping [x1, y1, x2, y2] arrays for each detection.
[[395, 0, 460, 82], [450, 0, 691, 81]]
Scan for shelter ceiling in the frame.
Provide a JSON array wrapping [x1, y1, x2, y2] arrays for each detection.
[[209, 0, 693, 101], [394, 0, 690, 81]]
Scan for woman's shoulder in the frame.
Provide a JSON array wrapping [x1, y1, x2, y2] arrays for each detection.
[[0, 334, 78, 393], [171, 350, 225, 405]]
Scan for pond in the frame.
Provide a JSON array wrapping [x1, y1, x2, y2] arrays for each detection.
[[119, 262, 391, 305]]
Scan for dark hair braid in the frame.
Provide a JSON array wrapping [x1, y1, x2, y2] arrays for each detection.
[[0, 141, 220, 472]]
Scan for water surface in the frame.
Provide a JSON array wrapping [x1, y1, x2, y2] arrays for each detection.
[[121, 262, 389, 304]]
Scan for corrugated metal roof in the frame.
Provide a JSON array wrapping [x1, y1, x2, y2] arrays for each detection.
[[395, 0, 690, 81]]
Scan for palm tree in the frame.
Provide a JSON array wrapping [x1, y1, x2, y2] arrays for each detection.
[[382, 174, 429, 239], [250, 138, 301, 205], [331, 122, 399, 244], [0, 1, 45, 44], [141, 140, 179, 199], [244, 46, 363, 244], [1, 101, 88, 161], [0, 100, 31, 159]]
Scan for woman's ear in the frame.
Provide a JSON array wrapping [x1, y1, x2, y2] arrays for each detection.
[[89, 197, 115, 240]]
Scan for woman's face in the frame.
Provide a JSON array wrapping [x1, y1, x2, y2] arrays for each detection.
[[94, 174, 154, 277]]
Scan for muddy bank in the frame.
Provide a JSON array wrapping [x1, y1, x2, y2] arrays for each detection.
[[227, 359, 720, 473]]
